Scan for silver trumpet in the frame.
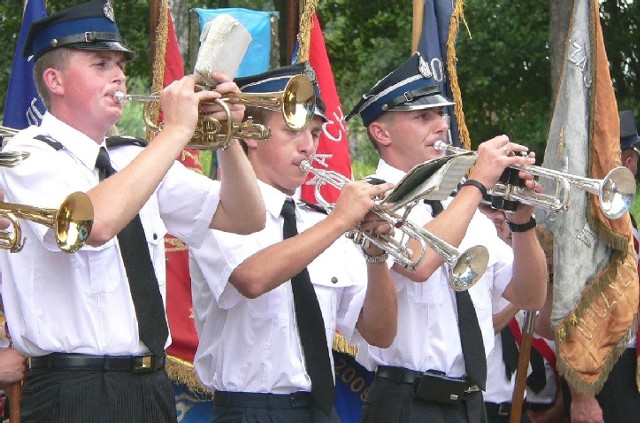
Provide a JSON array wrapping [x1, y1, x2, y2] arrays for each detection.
[[300, 160, 490, 291], [434, 141, 636, 219], [0, 126, 30, 167]]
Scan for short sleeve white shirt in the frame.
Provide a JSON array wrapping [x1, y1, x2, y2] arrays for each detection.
[[189, 181, 368, 393], [0, 113, 220, 356]]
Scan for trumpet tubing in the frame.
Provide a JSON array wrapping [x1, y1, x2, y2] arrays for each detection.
[[434, 141, 636, 219], [0, 192, 94, 253], [299, 160, 489, 291], [114, 74, 316, 150]]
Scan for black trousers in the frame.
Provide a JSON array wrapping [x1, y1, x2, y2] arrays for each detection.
[[361, 376, 488, 423], [20, 368, 177, 423], [211, 391, 341, 423]]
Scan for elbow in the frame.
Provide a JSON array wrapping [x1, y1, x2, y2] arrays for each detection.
[[85, 221, 118, 247], [363, 327, 397, 349], [229, 269, 268, 299]]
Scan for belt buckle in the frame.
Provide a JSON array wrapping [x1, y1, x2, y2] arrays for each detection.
[[133, 355, 154, 373], [498, 403, 510, 416]]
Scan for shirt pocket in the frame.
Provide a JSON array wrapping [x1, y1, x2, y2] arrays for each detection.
[[79, 240, 123, 294]]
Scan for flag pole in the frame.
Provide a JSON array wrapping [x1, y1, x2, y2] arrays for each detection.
[[411, 0, 424, 52], [296, 0, 318, 63], [509, 311, 537, 423]]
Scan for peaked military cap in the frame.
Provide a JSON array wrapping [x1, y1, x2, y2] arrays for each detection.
[[23, 0, 134, 62], [620, 110, 640, 152], [345, 52, 454, 126], [234, 62, 326, 121]]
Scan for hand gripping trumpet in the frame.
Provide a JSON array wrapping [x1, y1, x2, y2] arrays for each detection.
[[114, 74, 316, 151], [434, 141, 636, 219], [0, 192, 93, 253], [299, 160, 490, 291]]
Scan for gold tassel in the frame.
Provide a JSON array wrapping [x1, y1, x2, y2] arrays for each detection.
[[332, 332, 358, 357], [165, 355, 213, 398], [446, 1, 472, 150], [295, 0, 319, 63]]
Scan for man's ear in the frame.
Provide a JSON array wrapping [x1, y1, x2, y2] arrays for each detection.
[[369, 120, 392, 147], [42, 68, 64, 96]]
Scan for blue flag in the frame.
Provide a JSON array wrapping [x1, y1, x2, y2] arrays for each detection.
[[417, 0, 460, 147], [333, 350, 374, 423], [3, 0, 47, 130]]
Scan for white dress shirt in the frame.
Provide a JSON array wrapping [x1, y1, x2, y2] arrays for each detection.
[[356, 159, 513, 380], [189, 181, 367, 394], [0, 113, 220, 356]]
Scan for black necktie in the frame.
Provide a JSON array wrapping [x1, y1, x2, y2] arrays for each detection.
[[456, 291, 487, 390], [424, 199, 444, 217], [501, 323, 520, 380], [423, 199, 486, 388], [527, 344, 547, 393], [95, 147, 168, 356], [281, 198, 335, 416]]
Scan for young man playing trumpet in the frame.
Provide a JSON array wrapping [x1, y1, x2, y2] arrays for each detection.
[[0, 1, 264, 421], [188, 62, 398, 422], [346, 52, 548, 423]]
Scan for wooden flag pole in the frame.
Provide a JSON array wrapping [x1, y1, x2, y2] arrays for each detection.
[[509, 311, 537, 423]]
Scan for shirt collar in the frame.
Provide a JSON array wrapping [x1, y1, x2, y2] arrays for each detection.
[[40, 113, 104, 171], [374, 158, 407, 184], [258, 180, 295, 220]]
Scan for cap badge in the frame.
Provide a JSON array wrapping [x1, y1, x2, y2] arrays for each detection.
[[302, 63, 317, 83], [418, 56, 432, 79], [103, 0, 115, 22]]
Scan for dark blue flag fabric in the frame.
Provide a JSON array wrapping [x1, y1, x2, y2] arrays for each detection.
[[3, 0, 47, 129], [417, 0, 464, 148], [333, 350, 374, 423], [173, 382, 213, 422]]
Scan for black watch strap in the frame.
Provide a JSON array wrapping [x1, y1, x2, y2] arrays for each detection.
[[507, 216, 537, 233]]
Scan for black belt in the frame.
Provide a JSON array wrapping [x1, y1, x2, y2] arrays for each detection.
[[375, 366, 480, 393], [214, 391, 314, 409], [486, 401, 513, 416], [525, 401, 553, 411], [376, 365, 423, 384], [28, 353, 165, 373]]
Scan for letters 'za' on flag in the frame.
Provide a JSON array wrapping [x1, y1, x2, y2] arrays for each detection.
[[3, 0, 47, 129], [415, 0, 469, 148], [535, 0, 639, 395], [299, 13, 352, 205]]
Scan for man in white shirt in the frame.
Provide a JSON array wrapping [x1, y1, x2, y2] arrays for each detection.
[[0, 1, 264, 421], [189, 62, 398, 422], [346, 52, 548, 423]]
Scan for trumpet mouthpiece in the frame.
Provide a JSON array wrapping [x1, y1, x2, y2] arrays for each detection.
[[113, 91, 127, 104], [299, 160, 312, 172]]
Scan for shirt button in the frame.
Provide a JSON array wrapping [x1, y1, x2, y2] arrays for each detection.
[[153, 233, 158, 240], [331, 277, 338, 284]]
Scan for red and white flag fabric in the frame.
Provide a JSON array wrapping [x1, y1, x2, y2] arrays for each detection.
[[299, 13, 351, 205]]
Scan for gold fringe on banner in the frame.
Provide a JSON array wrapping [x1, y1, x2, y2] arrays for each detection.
[[446, 1, 471, 150], [146, 0, 169, 142], [295, 0, 318, 63], [332, 332, 358, 357], [165, 356, 213, 398]]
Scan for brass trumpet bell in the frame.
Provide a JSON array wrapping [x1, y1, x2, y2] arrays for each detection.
[[114, 74, 316, 150], [0, 192, 94, 253]]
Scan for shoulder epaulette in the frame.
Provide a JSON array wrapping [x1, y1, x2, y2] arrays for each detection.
[[298, 200, 329, 215], [106, 135, 148, 149], [33, 134, 64, 151]]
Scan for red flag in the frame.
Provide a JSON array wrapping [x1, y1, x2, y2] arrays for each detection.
[[159, 10, 203, 369], [300, 14, 351, 205]]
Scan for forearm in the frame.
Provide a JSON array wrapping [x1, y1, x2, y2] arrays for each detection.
[[395, 185, 481, 282], [356, 261, 398, 347], [210, 141, 265, 234], [229, 213, 351, 298], [503, 229, 548, 310], [87, 128, 189, 245], [493, 303, 519, 333]]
